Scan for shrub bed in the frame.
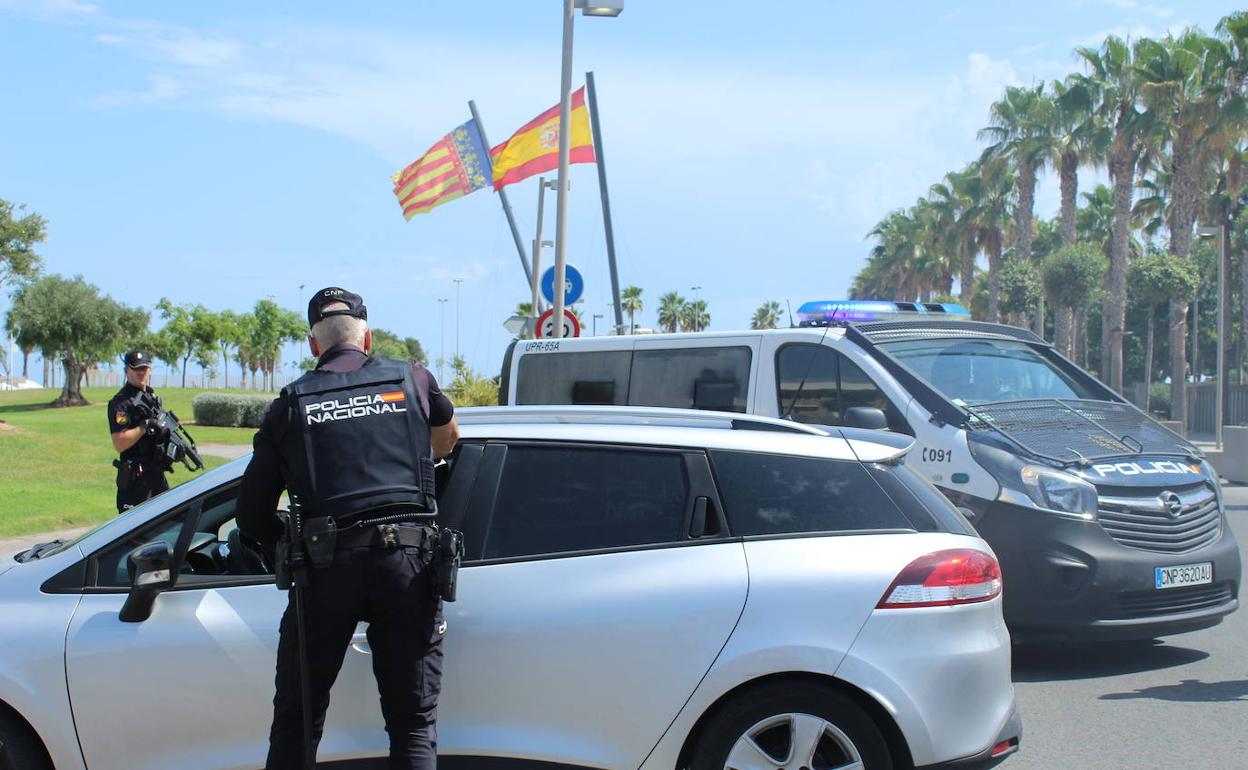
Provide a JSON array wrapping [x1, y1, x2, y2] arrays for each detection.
[[192, 393, 274, 428]]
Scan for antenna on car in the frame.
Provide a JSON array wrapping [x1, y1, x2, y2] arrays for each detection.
[[785, 300, 795, 328], [782, 323, 831, 420]]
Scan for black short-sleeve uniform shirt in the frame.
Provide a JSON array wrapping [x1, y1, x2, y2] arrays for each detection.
[[236, 344, 453, 547], [107, 383, 160, 460]]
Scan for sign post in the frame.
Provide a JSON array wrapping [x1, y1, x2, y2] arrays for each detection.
[[536, 308, 581, 339], [541, 264, 584, 307]]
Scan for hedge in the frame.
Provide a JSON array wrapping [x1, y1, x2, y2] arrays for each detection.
[[192, 393, 274, 428]]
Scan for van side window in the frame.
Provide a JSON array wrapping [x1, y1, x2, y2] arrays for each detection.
[[776, 344, 909, 433], [516, 351, 631, 405], [630, 347, 751, 413]]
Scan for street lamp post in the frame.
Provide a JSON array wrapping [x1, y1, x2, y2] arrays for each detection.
[[551, 0, 623, 340], [437, 298, 449, 382], [1197, 225, 1226, 450], [592, 313, 604, 337], [453, 278, 464, 361]]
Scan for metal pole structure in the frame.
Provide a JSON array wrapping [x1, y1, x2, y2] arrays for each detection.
[[552, 0, 576, 339], [437, 298, 448, 382], [585, 71, 624, 334], [531, 177, 549, 338], [453, 279, 464, 360], [1217, 225, 1226, 450], [468, 99, 533, 288], [593, 313, 603, 337]]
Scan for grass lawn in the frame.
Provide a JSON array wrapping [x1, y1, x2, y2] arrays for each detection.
[[0, 386, 270, 537]]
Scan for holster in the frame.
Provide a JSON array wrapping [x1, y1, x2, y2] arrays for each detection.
[[274, 538, 293, 591], [113, 459, 137, 491], [302, 517, 337, 569], [434, 528, 464, 602]]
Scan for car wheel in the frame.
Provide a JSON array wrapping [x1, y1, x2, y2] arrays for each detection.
[[690, 682, 892, 770], [0, 710, 52, 770]]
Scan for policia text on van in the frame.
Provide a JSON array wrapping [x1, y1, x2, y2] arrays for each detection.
[[501, 301, 1240, 642]]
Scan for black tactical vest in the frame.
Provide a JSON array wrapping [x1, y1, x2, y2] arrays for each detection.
[[280, 357, 436, 522]]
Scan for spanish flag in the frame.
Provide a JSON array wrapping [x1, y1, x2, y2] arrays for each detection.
[[490, 87, 596, 191], [392, 119, 492, 219]]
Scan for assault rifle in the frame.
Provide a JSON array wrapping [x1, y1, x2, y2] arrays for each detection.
[[131, 391, 205, 472]]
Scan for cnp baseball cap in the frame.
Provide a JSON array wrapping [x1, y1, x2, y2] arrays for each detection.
[[123, 350, 153, 369], [308, 287, 368, 327]]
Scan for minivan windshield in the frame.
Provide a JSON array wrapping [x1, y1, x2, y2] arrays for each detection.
[[879, 337, 1100, 405]]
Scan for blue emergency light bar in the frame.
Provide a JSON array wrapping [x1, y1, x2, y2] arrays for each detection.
[[795, 300, 970, 324]]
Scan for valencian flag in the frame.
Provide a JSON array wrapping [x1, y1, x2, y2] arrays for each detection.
[[490, 86, 596, 190], [392, 119, 492, 219]]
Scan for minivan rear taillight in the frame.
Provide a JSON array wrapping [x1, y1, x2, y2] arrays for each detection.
[[876, 549, 1002, 609]]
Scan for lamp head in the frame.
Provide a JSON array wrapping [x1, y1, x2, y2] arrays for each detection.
[[575, 0, 623, 16]]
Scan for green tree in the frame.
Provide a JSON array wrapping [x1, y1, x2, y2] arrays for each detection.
[[1128, 251, 1200, 413], [0, 200, 46, 293], [211, 310, 242, 389], [1135, 30, 1232, 427], [1043, 243, 1108, 357], [657, 292, 685, 333], [980, 84, 1057, 331], [999, 255, 1042, 323], [156, 299, 218, 388], [621, 286, 644, 333], [1077, 34, 1148, 394], [403, 337, 428, 366], [445, 355, 499, 406], [680, 299, 710, 333], [370, 328, 412, 360], [249, 299, 305, 391], [750, 300, 783, 330], [6, 275, 146, 406]]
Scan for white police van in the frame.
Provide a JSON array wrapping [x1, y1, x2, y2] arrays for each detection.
[[501, 300, 1241, 641]]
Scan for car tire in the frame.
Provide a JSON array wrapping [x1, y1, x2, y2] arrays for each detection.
[[0, 710, 52, 770], [690, 681, 893, 770]]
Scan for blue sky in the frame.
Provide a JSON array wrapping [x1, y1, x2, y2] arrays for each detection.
[[0, 0, 1235, 383]]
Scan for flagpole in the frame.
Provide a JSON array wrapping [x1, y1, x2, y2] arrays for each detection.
[[585, 71, 624, 335], [468, 99, 532, 288]]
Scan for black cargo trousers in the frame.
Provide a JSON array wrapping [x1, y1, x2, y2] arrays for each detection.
[[266, 539, 445, 770], [115, 459, 169, 513]]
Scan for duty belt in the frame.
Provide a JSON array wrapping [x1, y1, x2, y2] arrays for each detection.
[[334, 523, 437, 551]]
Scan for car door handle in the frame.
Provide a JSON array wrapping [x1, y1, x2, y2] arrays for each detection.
[[351, 624, 371, 655]]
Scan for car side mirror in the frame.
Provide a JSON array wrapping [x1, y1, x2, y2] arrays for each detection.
[[845, 407, 888, 430], [120, 541, 175, 623]]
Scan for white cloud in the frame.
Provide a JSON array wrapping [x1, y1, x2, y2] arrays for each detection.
[[0, 0, 98, 19]]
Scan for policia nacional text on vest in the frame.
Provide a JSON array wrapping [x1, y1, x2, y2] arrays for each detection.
[[282, 356, 436, 521]]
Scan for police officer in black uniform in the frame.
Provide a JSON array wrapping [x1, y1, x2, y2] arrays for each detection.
[[107, 349, 171, 513], [236, 287, 459, 770]]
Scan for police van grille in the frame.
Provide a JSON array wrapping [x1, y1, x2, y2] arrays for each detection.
[[964, 399, 1195, 465], [1097, 486, 1221, 553], [1105, 582, 1234, 619]]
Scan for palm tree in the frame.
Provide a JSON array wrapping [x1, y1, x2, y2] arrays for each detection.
[[980, 84, 1057, 333], [681, 299, 710, 333], [1077, 34, 1148, 393], [929, 165, 982, 307], [972, 158, 1016, 322], [657, 291, 685, 333], [751, 301, 783, 329], [1135, 30, 1230, 424], [621, 286, 644, 333]]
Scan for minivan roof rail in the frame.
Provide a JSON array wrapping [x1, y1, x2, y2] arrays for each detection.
[[458, 405, 831, 436]]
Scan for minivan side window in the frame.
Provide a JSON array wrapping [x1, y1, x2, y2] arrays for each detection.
[[483, 445, 689, 559], [516, 350, 631, 405], [776, 344, 909, 433], [710, 450, 910, 535], [630, 346, 751, 413]]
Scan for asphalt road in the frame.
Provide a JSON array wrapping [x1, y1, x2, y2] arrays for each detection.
[[1008, 484, 1248, 770]]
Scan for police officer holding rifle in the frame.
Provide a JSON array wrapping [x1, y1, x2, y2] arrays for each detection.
[[237, 287, 460, 770], [108, 349, 194, 512]]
